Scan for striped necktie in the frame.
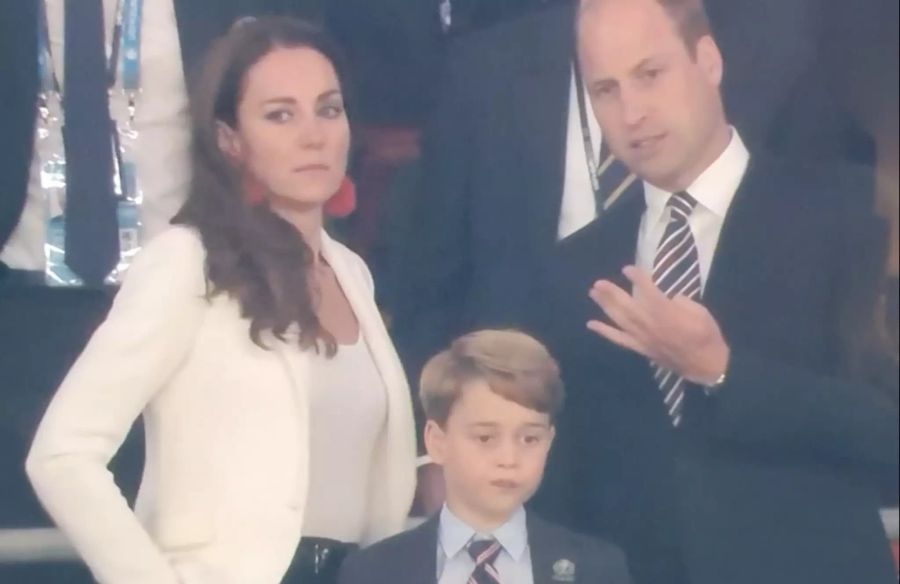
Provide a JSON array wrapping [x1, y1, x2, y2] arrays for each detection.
[[467, 538, 503, 584], [652, 191, 701, 426], [595, 141, 639, 211]]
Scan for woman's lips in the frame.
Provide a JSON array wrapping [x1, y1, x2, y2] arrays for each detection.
[[294, 164, 329, 172]]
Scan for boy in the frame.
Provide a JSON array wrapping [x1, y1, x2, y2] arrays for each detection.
[[338, 330, 631, 583]]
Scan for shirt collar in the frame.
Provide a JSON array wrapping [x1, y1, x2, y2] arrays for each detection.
[[644, 127, 750, 224], [439, 505, 529, 562]]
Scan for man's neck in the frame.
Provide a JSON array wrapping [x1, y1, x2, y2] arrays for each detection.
[[664, 122, 733, 193]]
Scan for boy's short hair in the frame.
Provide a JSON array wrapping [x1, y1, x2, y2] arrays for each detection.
[[419, 329, 564, 426]]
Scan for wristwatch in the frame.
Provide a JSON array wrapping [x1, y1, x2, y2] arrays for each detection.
[[702, 369, 727, 396]]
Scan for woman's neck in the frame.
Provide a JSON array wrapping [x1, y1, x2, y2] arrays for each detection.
[[273, 202, 324, 265]]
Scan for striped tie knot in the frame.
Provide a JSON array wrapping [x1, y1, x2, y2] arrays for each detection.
[[467, 537, 503, 584], [667, 190, 698, 219], [467, 538, 502, 566]]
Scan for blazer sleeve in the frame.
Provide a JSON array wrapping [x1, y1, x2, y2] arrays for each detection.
[[706, 201, 899, 474], [710, 350, 898, 471], [25, 227, 209, 584]]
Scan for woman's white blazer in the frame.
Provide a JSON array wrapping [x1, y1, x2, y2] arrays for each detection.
[[25, 226, 417, 584]]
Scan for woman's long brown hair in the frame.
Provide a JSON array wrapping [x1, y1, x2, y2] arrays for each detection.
[[174, 17, 350, 356]]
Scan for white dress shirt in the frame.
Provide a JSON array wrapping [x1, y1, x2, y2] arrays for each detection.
[[437, 505, 534, 584], [1, 0, 192, 271], [636, 129, 751, 291], [557, 68, 603, 240]]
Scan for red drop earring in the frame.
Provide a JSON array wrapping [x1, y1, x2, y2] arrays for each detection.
[[324, 177, 357, 218]]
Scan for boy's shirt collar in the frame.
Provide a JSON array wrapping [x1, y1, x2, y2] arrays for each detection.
[[439, 504, 529, 562]]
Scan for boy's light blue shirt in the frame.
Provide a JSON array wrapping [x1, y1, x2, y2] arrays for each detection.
[[436, 504, 534, 584]]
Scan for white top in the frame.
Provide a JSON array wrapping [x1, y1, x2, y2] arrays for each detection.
[[637, 129, 751, 291], [437, 505, 533, 584], [557, 67, 603, 240], [1, 0, 192, 270], [302, 334, 388, 542]]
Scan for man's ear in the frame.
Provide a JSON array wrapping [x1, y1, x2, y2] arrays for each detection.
[[216, 121, 242, 163], [424, 420, 447, 465], [695, 34, 724, 88]]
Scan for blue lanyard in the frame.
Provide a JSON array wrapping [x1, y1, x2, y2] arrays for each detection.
[[112, 0, 143, 93], [36, 0, 144, 97], [36, 0, 58, 95]]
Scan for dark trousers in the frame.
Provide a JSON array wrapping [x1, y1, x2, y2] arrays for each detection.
[[0, 279, 143, 578]]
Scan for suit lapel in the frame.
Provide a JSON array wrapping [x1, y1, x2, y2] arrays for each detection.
[[569, 189, 646, 294], [701, 156, 774, 325], [320, 233, 416, 538], [404, 516, 440, 584], [321, 233, 410, 419], [527, 515, 579, 584], [528, 514, 556, 584]]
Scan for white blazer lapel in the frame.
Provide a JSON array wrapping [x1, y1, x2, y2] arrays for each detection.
[[320, 232, 417, 541], [319, 232, 406, 399]]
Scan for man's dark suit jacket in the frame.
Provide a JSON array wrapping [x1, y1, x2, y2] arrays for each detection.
[[338, 512, 632, 584], [532, 154, 899, 584], [390, 0, 872, 415]]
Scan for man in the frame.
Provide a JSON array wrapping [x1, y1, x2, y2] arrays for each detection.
[[534, 0, 898, 583], [390, 0, 872, 422], [0, 1, 317, 576], [325, 0, 554, 126]]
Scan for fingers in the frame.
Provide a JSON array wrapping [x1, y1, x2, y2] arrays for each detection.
[[589, 280, 651, 335], [587, 319, 649, 356], [622, 265, 667, 306]]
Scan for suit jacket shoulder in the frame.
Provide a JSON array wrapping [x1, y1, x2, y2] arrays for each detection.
[[338, 518, 438, 584], [528, 513, 632, 584]]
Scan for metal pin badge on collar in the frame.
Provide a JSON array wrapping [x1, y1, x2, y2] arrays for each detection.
[[552, 558, 576, 582]]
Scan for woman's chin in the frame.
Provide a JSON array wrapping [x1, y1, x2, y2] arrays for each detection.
[[269, 189, 335, 210]]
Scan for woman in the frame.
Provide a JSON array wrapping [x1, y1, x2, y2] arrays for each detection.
[[25, 18, 416, 584]]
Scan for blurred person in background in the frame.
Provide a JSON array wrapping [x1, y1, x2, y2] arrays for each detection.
[[0, 5, 322, 580]]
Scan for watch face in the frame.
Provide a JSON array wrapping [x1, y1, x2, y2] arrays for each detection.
[[703, 373, 726, 395]]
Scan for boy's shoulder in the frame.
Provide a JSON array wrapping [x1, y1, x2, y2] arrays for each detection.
[[340, 513, 632, 584], [338, 518, 438, 584], [528, 513, 632, 584], [528, 512, 620, 551]]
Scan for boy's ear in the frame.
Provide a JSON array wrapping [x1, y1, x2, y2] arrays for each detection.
[[424, 420, 447, 465]]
